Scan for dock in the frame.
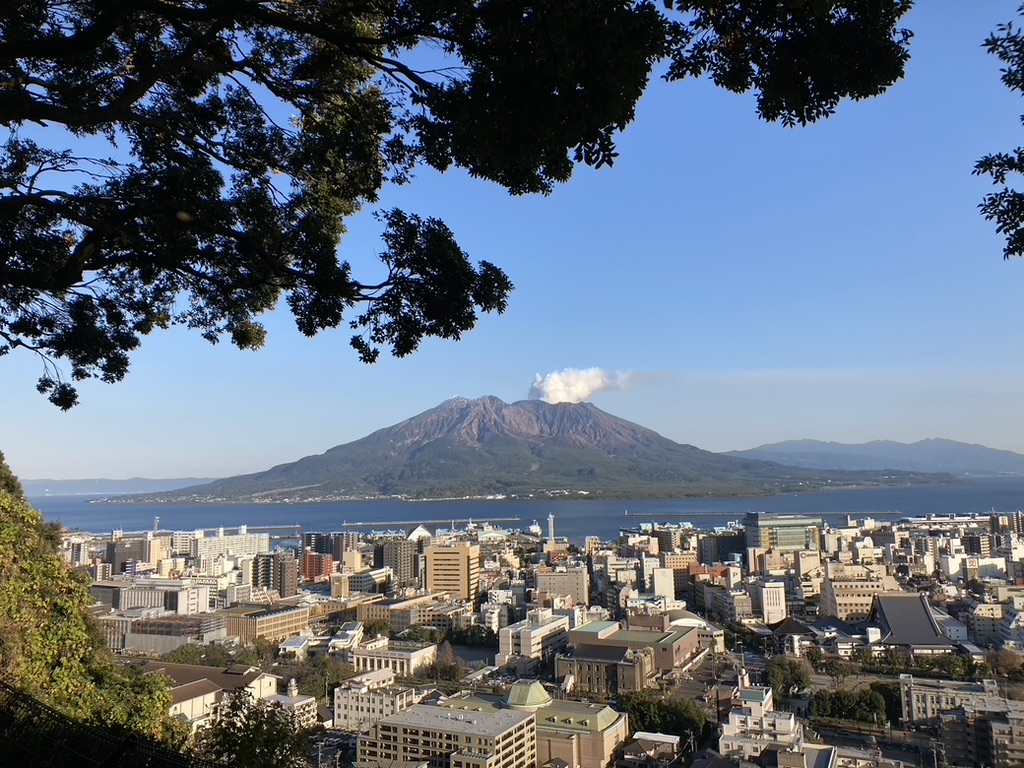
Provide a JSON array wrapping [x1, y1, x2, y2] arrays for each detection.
[[340, 517, 521, 528]]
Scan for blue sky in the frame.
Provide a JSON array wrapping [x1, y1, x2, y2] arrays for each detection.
[[6, 2, 1024, 479]]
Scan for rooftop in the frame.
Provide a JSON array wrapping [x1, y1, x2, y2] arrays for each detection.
[[378, 704, 532, 737]]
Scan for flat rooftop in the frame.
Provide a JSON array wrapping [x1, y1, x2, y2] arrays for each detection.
[[378, 704, 532, 737]]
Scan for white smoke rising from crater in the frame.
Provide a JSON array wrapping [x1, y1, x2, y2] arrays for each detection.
[[528, 367, 633, 404]]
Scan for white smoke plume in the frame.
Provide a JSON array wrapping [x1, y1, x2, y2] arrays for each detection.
[[528, 367, 633, 404]]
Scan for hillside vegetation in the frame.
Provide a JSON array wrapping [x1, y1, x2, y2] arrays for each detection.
[[0, 451, 180, 743]]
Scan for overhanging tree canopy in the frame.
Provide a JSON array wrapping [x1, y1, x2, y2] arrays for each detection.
[[1, 1, 913, 407]]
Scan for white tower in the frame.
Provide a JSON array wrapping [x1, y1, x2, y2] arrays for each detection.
[[547, 513, 555, 546]]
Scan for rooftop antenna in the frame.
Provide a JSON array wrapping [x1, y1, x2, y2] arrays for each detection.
[[154, 516, 160, 532]]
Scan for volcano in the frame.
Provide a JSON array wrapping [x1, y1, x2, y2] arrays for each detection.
[[159, 396, 948, 501]]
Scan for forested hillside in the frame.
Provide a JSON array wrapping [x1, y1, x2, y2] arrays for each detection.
[[0, 451, 181, 743]]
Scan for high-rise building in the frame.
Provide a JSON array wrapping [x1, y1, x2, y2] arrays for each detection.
[[535, 565, 590, 607], [302, 532, 333, 555], [106, 537, 145, 573], [744, 512, 822, 553], [379, 539, 418, 589], [424, 542, 480, 602], [301, 550, 335, 581], [254, 551, 299, 598]]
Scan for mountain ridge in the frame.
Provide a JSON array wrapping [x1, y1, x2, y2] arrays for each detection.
[[727, 437, 1024, 476], [140, 397, 951, 502]]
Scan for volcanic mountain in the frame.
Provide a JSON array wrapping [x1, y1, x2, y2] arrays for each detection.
[[160, 397, 948, 501]]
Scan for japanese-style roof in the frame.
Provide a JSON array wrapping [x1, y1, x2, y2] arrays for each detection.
[[143, 661, 270, 692], [808, 615, 861, 636], [768, 617, 812, 636], [870, 593, 954, 648]]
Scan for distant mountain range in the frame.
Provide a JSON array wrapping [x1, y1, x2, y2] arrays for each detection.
[[134, 397, 949, 502], [23, 477, 218, 497], [727, 438, 1024, 476]]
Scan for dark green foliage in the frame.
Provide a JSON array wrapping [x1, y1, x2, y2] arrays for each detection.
[[448, 624, 498, 648], [666, 0, 913, 126], [0, 2, 912, 407], [400, 624, 439, 644], [275, 655, 357, 699], [809, 688, 887, 724], [416, 640, 466, 681], [616, 690, 706, 744], [362, 618, 394, 639], [869, 681, 903, 726], [192, 689, 317, 768], [0, 451, 24, 498], [858, 649, 980, 681], [161, 637, 279, 671], [825, 659, 852, 688], [764, 656, 813, 696], [977, 6, 1024, 259]]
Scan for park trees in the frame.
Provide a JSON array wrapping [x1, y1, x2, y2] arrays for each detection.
[[192, 689, 317, 768], [0, 1, 914, 407], [616, 690, 707, 746]]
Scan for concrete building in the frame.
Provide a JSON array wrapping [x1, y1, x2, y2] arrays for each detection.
[[536, 566, 591, 607], [425, 542, 481, 603], [356, 703, 536, 768], [941, 698, 1024, 768], [556, 644, 656, 697], [567, 621, 700, 673], [819, 574, 900, 622], [220, 604, 311, 644], [268, 678, 318, 730], [899, 674, 1001, 724], [141, 661, 279, 731], [254, 551, 299, 598], [350, 640, 437, 677], [746, 579, 787, 625], [718, 685, 811, 763], [496, 608, 571, 668], [191, 527, 271, 560], [333, 669, 420, 732], [443, 681, 630, 768], [744, 512, 823, 554]]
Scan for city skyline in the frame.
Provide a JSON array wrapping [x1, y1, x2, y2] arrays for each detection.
[[5, 3, 1024, 480]]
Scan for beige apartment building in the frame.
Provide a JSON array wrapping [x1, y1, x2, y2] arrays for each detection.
[[495, 608, 570, 667], [219, 604, 311, 644], [425, 542, 481, 602], [357, 704, 536, 768], [535, 565, 590, 607], [334, 668, 420, 732], [350, 639, 437, 677], [819, 572, 899, 622]]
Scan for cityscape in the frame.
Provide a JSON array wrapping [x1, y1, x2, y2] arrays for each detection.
[[7, 3, 1024, 768], [43, 503, 1024, 768]]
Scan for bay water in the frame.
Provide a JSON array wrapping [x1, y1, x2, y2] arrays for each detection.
[[31, 477, 1024, 545]]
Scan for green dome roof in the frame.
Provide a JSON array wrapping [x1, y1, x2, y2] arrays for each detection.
[[505, 680, 553, 711]]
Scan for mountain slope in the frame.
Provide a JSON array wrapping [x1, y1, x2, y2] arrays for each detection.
[[727, 438, 1024, 476], [153, 397, 948, 502]]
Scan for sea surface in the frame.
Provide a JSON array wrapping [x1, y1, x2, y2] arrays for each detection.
[[30, 477, 1024, 545]]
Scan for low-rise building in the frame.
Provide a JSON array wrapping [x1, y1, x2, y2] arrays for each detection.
[[496, 608, 570, 668], [350, 640, 437, 677], [333, 668, 420, 732], [899, 674, 1000, 723], [356, 703, 536, 768], [718, 685, 812, 763]]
